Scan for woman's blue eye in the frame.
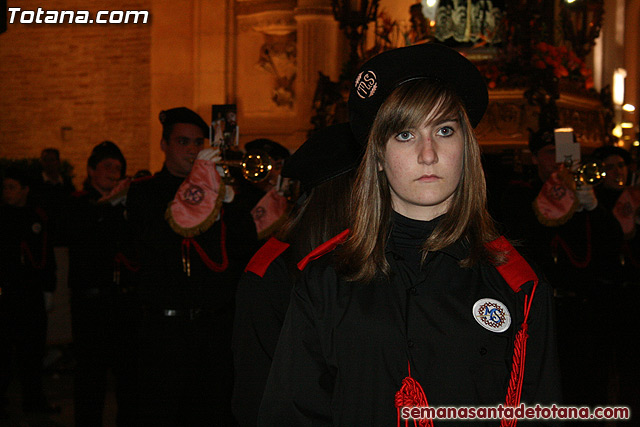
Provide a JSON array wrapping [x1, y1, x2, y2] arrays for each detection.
[[395, 131, 413, 142], [437, 126, 454, 137]]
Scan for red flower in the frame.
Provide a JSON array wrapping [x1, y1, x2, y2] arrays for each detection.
[[554, 65, 569, 78], [536, 42, 549, 52], [585, 77, 594, 90]]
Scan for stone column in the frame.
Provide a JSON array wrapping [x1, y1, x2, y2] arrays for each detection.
[[293, 0, 345, 144]]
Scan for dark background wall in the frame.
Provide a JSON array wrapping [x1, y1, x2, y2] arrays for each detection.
[[0, 0, 151, 186]]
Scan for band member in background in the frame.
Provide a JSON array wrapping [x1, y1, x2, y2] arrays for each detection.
[[1, 167, 58, 419], [127, 107, 257, 425], [235, 138, 292, 241], [66, 141, 139, 426], [498, 131, 622, 420], [592, 144, 640, 420], [30, 148, 76, 246]]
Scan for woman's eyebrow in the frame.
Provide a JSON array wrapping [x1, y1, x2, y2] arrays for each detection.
[[429, 117, 459, 127]]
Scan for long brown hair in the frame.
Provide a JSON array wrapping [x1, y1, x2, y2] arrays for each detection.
[[338, 79, 502, 282], [277, 169, 356, 264]]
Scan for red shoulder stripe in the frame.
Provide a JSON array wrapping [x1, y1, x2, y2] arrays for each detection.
[[244, 238, 290, 278], [484, 236, 538, 293], [297, 229, 350, 271], [131, 174, 156, 184]]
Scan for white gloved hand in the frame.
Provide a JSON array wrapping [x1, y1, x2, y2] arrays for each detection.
[[223, 185, 235, 203], [196, 147, 222, 163], [197, 147, 233, 203], [575, 185, 598, 211]]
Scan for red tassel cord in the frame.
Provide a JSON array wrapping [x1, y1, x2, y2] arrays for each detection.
[[395, 362, 434, 427], [549, 215, 591, 268], [500, 284, 538, 427], [113, 252, 140, 285], [181, 221, 229, 276], [20, 230, 48, 270], [395, 283, 538, 427]]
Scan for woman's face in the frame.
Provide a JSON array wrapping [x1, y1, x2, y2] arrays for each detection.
[[381, 115, 464, 220]]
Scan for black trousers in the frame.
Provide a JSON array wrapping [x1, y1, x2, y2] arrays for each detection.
[[70, 291, 141, 426], [0, 290, 48, 409], [137, 309, 235, 426], [555, 295, 612, 427]]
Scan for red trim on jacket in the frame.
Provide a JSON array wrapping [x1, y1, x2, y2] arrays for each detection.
[[296, 229, 350, 271], [244, 238, 290, 278], [485, 235, 539, 292]]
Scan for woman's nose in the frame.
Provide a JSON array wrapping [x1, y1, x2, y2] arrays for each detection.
[[418, 139, 438, 165]]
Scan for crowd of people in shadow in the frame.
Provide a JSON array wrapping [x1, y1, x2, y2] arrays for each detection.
[[2, 43, 639, 427]]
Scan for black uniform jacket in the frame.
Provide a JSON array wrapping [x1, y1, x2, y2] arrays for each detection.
[[0, 205, 56, 295], [126, 166, 258, 312], [259, 213, 561, 426], [65, 187, 134, 291], [233, 238, 293, 426]]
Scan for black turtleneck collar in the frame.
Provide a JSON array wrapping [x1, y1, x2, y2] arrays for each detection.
[[387, 211, 469, 263], [390, 211, 440, 249]]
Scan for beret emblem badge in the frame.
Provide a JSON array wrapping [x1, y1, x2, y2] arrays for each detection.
[[355, 71, 378, 99]]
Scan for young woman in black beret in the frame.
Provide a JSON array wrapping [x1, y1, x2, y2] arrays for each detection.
[[259, 43, 561, 426]]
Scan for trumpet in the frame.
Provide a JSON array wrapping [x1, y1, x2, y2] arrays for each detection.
[[570, 161, 606, 187], [217, 150, 274, 183]]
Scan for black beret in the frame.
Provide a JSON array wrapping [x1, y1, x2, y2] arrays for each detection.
[[592, 145, 632, 165], [348, 42, 489, 146], [245, 138, 291, 161], [88, 140, 126, 177], [528, 128, 556, 155], [159, 107, 209, 138], [282, 123, 363, 191]]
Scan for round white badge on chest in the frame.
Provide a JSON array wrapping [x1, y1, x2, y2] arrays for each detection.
[[472, 298, 511, 333]]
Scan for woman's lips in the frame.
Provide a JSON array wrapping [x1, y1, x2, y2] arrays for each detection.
[[417, 174, 440, 182]]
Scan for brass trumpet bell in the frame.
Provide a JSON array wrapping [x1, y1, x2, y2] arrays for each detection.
[[574, 161, 606, 186], [240, 152, 273, 182], [218, 151, 274, 183]]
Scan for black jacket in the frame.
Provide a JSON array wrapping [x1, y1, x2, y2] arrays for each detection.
[[126, 166, 258, 312], [259, 214, 561, 426], [232, 238, 294, 426], [0, 204, 56, 296], [66, 186, 135, 291]]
